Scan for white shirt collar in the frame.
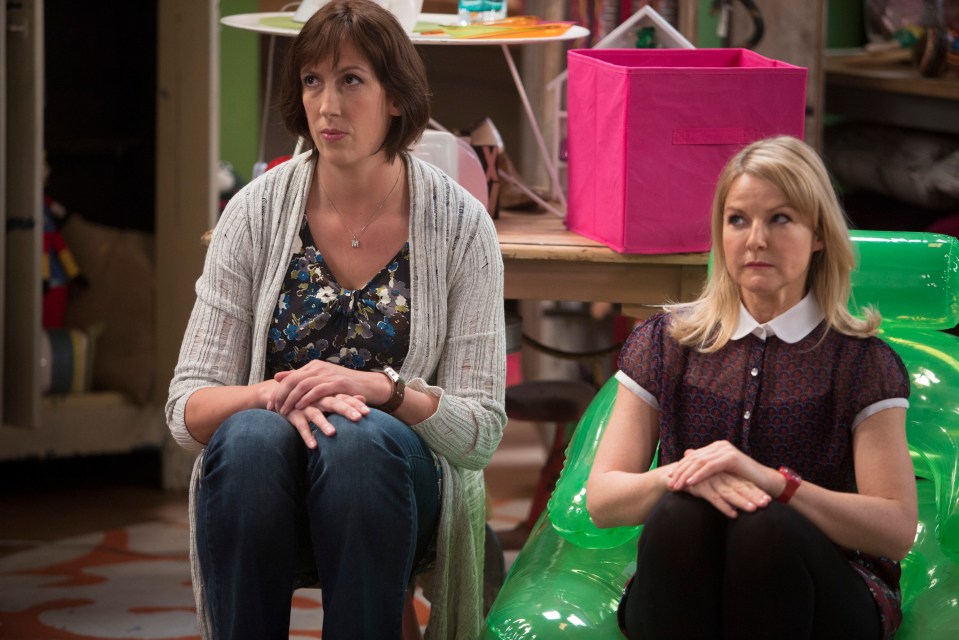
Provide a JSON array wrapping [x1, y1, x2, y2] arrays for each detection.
[[731, 293, 824, 343]]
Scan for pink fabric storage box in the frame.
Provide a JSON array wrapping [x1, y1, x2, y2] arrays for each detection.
[[565, 48, 807, 254]]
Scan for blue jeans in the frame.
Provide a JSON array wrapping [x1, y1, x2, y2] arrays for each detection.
[[195, 408, 440, 640]]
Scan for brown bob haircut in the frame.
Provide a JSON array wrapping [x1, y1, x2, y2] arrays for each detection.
[[278, 0, 431, 162]]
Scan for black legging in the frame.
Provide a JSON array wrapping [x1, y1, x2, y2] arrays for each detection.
[[620, 492, 881, 640]]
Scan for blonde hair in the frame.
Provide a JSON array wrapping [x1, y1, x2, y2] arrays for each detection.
[[668, 136, 880, 352]]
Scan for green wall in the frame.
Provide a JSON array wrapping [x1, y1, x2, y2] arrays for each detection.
[[827, 0, 865, 48], [697, 0, 721, 48], [219, 0, 260, 184]]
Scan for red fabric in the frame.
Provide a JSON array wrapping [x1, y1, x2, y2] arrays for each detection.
[[614, 311, 636, 344], [266, 155, 293, 172], [43, 286, 69, 329], [524, 423, 571, 529], [925, 212, 959, 239], [506, 351, 523, 387]]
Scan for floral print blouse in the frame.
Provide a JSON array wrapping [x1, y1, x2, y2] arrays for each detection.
[[265, 218, 411, 378]]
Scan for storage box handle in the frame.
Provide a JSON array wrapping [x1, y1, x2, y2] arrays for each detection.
[[673, 128, 762, 145]]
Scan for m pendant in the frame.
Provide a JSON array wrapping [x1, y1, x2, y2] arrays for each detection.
[[351, 237, 360, 249]]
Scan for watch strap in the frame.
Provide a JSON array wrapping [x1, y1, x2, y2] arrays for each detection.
[[376, 367, 406, 414], [776, 465, 802, 504]]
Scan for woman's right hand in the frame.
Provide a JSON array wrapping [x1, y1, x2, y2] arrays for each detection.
[[679, 470, 771, 518], [268, 360, 388, 415]]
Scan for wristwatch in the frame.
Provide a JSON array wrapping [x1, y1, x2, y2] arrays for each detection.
[[375, 366, 406, 414], [776, 466, 802, 504]]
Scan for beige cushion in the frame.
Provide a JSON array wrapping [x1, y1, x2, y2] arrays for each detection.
[[61, 215, 155, 404]]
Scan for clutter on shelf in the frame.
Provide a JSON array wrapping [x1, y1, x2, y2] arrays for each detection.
[[825, 123, 959, 212]]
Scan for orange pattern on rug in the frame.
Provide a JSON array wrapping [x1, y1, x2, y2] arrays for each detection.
[[1, 494, 529, 640], [0, 408, 536, 640], [0, 519, 439, 639]]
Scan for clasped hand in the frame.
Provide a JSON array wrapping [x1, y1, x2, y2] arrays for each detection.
[[667, 440, 772, 518], [268, 360, 374, 446]]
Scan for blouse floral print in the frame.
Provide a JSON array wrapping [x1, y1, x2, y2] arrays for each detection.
[[265, 218, 411, 377]]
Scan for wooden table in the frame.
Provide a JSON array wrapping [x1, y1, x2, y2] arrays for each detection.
[[495, 210, 709, 318]]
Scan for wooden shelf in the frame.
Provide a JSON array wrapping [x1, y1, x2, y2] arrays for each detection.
[[824, 50, 959, 135], [0, 392, 164, 460], [824, 52, 959, 102]]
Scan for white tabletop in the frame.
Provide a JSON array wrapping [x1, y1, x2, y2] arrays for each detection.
[[220, 12, 589, 45]]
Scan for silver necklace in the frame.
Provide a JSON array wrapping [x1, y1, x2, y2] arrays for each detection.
[[318, 168, 402, 249]]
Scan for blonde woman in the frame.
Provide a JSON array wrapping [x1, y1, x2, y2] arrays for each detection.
[[587, 136, 916, 639]]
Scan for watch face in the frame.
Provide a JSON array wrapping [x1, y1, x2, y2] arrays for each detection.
[[381, 366, 400, 382]]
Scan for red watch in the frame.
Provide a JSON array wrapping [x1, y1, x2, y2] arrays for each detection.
[[777, 466, 802, 504]]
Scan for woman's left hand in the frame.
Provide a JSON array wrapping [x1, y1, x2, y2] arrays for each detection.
[[285, 393, 372, 444], [680, 470, 771, 518], [269, 360, 384, 415], [667, 440, 773, 494]]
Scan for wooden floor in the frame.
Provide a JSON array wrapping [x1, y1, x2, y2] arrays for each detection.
[[0, 484, 188, 560], [0, 450, 184, 560]]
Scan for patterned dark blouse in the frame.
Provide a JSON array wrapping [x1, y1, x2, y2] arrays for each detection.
[[617, 310, 910, 639], [265, 219, 411, 378]]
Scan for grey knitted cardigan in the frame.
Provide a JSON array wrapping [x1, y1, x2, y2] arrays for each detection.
[[166, 152, 507, 639]]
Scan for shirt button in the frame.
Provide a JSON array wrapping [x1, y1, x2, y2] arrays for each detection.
[[750, 367, 759, 377], [744, 410, 752, 420]]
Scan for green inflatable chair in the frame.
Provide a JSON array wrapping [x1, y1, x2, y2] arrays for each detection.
[[484, 231, 959, 639]]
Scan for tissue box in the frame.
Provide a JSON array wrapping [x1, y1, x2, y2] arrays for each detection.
[[566, 49, 807, 254]]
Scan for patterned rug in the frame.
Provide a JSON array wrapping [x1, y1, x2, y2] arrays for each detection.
[[0, 496, 529, 640]]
